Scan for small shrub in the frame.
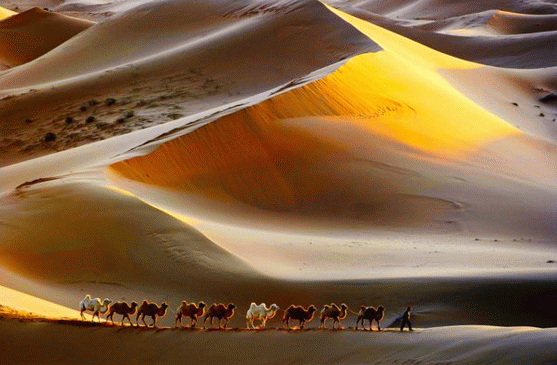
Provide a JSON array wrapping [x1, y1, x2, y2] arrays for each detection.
[[80, 106, 87, 112], [44, 132, 56, 142], [25, 118, 33, 124], [116, 118, 126, 124], [88, 99, 100, 106], [105, 98, 116, 106], [86, 116, 96, 123], [125, 110, 135, 118], [65, 116, 74, 124]]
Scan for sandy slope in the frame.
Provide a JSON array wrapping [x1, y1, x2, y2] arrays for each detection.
[[0, 0, 557, 363], [1, 316, 556, 365], [0, 7, 17, 20], [0, 0, 376, 166], [0, 7, 94, 68], [327, 0, 557, 68]]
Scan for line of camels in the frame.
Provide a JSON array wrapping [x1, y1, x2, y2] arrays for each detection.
[[78, 295, 411, 331]]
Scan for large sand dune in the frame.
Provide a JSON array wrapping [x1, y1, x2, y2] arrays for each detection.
[[0, 7, 94, 68], [1, 0, 557, 363]]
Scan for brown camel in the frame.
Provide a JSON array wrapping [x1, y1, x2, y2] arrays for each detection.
[[319, 303, 348, 329], [106, 301, 138, 326], [356, 305, 385, 331], [175, 301, 206, 328], [135, 300, 168, 328], [283, 305, 317, 329], [202, 303, 236, 329]]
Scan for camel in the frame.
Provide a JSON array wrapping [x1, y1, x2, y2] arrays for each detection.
[[106, 301, 138, 326], [246, 302, 279, 329], [283, 305, 317, 329], [79, 295, 112, 323], [175, 301, 206, 328], [356, 305, 385, 331], [202, 303, 236, 329], [135, 300, 168, 327], [319, 303, 348, 329]]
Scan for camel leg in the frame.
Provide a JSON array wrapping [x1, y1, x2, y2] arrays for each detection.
[[377, 320, 381, 331], [300, 320, 305, 329], [80, 310, 85, 321], [261, 318, 267, 329], [141, 314, 148, 327], [151, 315, 157, 328]]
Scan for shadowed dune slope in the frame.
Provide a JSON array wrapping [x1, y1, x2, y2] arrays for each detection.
[[0, 181, 259, 287], [0, 7, 94, 67], [1, 318, 557, 365], [0, 0, 378, 90]]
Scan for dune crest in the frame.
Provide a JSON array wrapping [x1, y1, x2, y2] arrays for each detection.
[[0, 7, 94, 67]]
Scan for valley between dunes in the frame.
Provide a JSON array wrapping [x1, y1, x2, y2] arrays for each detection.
[[1, 0, 556, 363]]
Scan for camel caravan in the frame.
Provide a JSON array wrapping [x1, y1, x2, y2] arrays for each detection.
[[78, 295, 411, 331]]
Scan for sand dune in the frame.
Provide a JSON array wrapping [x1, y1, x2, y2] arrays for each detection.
[[0, 6, 17, 20], [1, 0, 557, 363], [0, 0, 375, 166], [0, 7, 94, 68], [328, 1, 557, 68], [1, 316, 557, 365]]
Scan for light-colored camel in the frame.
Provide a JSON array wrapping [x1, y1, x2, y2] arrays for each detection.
[[79, 295, 112, 323], [246, 302, 279, 329]]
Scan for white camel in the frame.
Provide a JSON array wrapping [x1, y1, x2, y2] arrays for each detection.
[[79, 295, 112, 323], [246, 302, 279, 329]]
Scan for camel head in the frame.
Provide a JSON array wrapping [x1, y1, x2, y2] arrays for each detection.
[[341, 303, 348, 310], [270, 304, 279, 311], [308, 305, 317, 313], [130, 301, 138, 309], [227, 303, 236, 310], [102, 299, 112, 306], [198, 301, 206, 309], [377, 305, 385, 312]]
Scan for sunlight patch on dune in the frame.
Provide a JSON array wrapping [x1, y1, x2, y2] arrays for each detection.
[[0, 284, 80, 319], [0, 7, 16, 20]]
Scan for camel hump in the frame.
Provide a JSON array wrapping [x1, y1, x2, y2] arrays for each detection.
[[286, 305, 295, 312], [249, 302, 257, 309]]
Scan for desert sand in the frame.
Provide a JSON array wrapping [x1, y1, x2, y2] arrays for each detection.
[[1, 0, 556, 364]]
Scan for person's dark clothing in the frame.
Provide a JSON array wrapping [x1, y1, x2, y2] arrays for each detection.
[[400, 307, 412, 331]]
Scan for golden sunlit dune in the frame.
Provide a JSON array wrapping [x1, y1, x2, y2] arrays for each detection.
[[0, 6, 16, 20], [0, 284, 80, 319], [1, 0, 557, 364]]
